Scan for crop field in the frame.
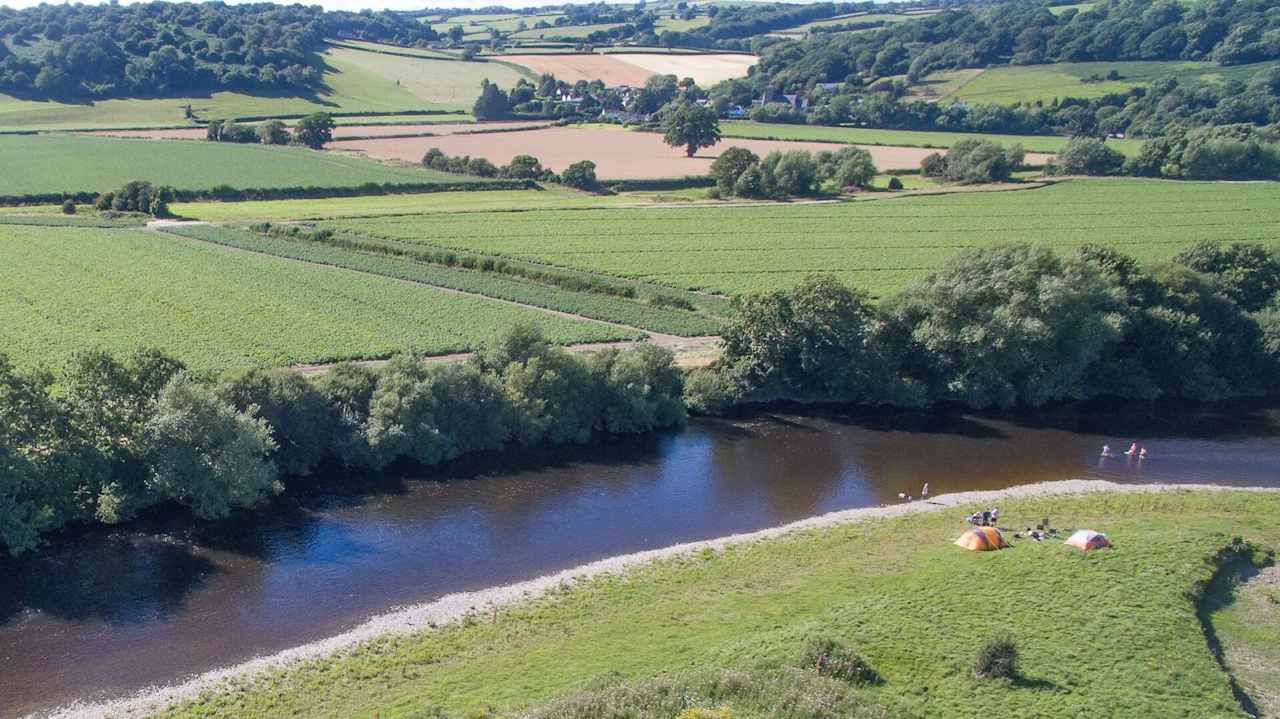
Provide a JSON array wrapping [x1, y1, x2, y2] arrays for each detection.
[[168, 187, 726, 222], [0, 44, 502, 131], [719, 120, 1139, 156], [332, 125, 988, 179], [322, 47, 529, 111], [497, 52, 753, 86], [0, 134, 468, 196], [772, 10, 936, 35], [321, 179, 1280, 298], [943, 60, 1280, 105], [164, 225, 722, 336], [510, 22, 629, 41], [0, 225, 628, 371]]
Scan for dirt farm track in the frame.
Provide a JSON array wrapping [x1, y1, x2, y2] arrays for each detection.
[[331, 126, 1053, 179]]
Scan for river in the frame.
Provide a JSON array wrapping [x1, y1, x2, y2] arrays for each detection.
[[2, 403, 1279, 717]]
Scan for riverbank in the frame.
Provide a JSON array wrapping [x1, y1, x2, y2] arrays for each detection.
[[56, 480, 1280, 719]]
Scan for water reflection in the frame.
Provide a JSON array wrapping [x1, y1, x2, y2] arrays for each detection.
[[2, 404, 1279, 716]]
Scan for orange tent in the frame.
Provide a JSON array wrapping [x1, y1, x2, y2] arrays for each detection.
[[1065, 530, 1111, 550], [954, 526, 1009, 551]]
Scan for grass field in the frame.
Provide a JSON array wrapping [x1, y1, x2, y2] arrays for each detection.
[[0, 135, 464, 196], [944, 60, 1280, 106], [1048, 2, 1097, 14], [719, 120, 1143, 156], [153, 489, 1280, 718], [510, 22, 628, 40], [319, 179, 1280, 298], [772, 10, 935, 35], [0, 225, 628, 371], [0, 44, 506, 130]]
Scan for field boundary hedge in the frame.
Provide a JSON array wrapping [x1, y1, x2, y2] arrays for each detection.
[[605, 176, 715, 191]]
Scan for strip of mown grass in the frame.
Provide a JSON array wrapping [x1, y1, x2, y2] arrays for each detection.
[[718, 120, 1144, 156], [156, 489, 1280, 718], [164, 224, 723, 336]]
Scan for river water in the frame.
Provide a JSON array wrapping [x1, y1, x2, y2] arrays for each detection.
[[2, 403, 1279, 717]]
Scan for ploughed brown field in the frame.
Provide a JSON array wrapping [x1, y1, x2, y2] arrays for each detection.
[[498, 53, 756, 86], [85, 121, 547, 140], [330, 126, 1055, 179]]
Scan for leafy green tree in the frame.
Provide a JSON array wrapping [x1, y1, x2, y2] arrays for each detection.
[[505, 154, 545, 179], [365, 358, 509, 467], [718, 274, 907, 404], [709, 146, 759, 194], [294, 112, 335, 150], [923, 140, 1025, 184], [217, 368, 333, 477], [817, 146, 877, 189], [760, 150, 819, 198], [315, 362, 379, 470], [588, 344, 686, 434], [473, 79, 512, 120], [1173, 241, 1280, 312], [255, 120, 290, 145], [662, 101, 721, 157], [1053, 137, 1125, 176], [0, 356, 84, 555], [561, 160, 598, 190], [61, 348, 183, 522], [448, 25, 465, 43], [143, 373, 280, 520], [503, 349, 600, 446], [884, 244, 1124, 408]]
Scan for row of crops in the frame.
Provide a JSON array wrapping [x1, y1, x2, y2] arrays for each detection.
[[323, 179, 1280, 297], [0, 226, 632, 371], [164, 225, 723, 337]]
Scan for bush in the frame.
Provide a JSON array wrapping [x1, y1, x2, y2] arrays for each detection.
[[798, 638, 880, 685], [1053, 137, 1125, 176], [974, 636, 1019, 680], [60, 199, 76, 214], [887, 176, 904, 190], [561, 160, 599, 190], [923, 140, 1025, 184]]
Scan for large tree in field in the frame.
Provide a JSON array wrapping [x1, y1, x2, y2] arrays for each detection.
[[662, 101, 721, 157], [473, 79, 512, 120], [294, 112, 335, 150]]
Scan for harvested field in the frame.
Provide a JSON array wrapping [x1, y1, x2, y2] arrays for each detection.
[[330, 126, 1017, 179], [500, 52, 754, 86], [86, 121, 547, 140]]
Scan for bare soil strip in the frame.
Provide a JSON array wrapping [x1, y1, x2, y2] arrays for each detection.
[[46, 480, 1278, 719]]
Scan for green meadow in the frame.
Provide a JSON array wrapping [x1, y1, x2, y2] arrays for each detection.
[[944, 59, 1280, 106], [154, 489, 1280, 718], [0, 134, 460, 195]]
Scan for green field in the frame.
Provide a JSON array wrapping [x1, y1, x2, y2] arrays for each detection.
[[0, 44, 509, 130], [0, 225, 628, 371], [169, 187, 723, 222], [319, 179, 1280, 298], [0, 135, 465, 196], [773, 10, 935, 35], [944, 60, 1280, 106], [154, 489, 1280, 718], [719, 119, 1144, 155], [511, 22, 629, 40], [163, 224, 723, 336]]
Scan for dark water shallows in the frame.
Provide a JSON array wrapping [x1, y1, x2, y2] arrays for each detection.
[[2, 405, 1278, 716]]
